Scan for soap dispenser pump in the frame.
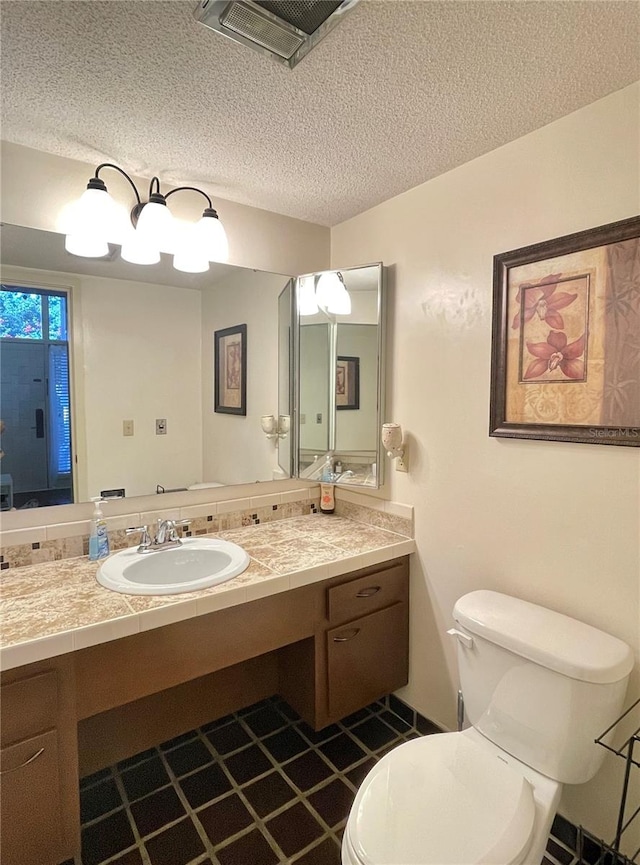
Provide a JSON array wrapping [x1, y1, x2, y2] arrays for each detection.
[[89, 497, 110, 561]]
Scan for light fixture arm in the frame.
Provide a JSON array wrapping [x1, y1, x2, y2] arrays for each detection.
[[93, 163, 142, 205], [165, 185, 214, 210]]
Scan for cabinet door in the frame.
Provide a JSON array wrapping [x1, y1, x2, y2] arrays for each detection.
[[326, 602, 408, 721], [0, 729, 64, 865]]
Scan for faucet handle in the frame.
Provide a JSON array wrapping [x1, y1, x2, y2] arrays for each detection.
[[165, 519, 191, 542], [126, 525, 151, 551]]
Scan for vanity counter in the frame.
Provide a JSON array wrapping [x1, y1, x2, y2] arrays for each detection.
[[1, 514, 415, 671]]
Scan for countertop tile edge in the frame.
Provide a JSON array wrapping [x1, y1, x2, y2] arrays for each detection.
[[0, 537, 416, 671]]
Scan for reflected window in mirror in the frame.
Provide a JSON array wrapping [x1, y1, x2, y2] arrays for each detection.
[[0, 284, 73, 509]]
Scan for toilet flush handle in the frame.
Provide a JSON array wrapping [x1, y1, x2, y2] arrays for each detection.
[[447, 628, 474, 649]]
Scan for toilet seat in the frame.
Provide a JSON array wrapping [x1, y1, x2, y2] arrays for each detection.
[[345, 732, 536, 865]]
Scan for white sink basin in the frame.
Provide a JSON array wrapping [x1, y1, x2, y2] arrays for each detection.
[[97, 537, 250, 595]]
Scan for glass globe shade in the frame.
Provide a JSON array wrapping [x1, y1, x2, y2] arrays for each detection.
[[315, 272, 342, 310], [121, 228, 160, 265], [63, 186, 124, 256], [172, 223, 210, 273], [135, 201, 175, 253], [196, 213, 229, 262], [327, 285, 351, 315], [65, 233, 109, 258], [298, 276, 319, 315]]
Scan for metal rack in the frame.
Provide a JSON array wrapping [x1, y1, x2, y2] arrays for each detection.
[[579, 697, 640, 864]]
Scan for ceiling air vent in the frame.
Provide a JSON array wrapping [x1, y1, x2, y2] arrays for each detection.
[[194, 0, 360, 68]]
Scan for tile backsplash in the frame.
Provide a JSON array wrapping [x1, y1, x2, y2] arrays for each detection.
[[0, 486, 413, 572]]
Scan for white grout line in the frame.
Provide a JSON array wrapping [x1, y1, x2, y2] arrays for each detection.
[[78, 696, 567, 865]]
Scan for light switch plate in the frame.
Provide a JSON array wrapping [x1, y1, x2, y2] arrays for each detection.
[[156, 418, 167, 435]]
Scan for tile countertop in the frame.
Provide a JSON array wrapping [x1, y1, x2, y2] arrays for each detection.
[[0, 514, 415, 671]]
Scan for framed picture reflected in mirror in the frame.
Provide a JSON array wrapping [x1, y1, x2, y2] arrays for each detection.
[[215, 324, 247, 415], [336, 355, 360, 410]]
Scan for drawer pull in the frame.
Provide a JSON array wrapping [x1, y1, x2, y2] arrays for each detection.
[[333, 628, 361, 642], [356, 586, 381, 598], [0, 746, 45, 775]]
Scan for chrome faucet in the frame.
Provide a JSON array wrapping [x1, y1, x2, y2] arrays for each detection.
[[126, 519, 191, 554]]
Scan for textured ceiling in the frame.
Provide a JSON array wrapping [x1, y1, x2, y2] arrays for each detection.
[[1, 1, 638, 226]]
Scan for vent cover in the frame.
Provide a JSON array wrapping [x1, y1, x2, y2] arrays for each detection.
[[194, 0, 359, 68]]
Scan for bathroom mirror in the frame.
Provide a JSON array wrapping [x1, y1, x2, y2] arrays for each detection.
[[0, 223, 294, 509], [296, 263, 385, 488]]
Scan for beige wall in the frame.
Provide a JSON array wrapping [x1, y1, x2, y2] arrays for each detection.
[[331, 83, 640, 845], [0, 141, 330, 276]]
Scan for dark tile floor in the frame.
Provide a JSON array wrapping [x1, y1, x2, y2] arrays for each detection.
[[68, 695, 585, 865]]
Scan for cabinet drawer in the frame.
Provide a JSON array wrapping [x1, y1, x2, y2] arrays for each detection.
[[1, 671, 57, 747], [327, 561, 407, 625], [326, 601, 408, 721], [1, 729, 64, 865]]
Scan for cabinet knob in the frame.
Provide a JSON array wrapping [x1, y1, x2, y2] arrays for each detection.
[[356, 586, 381, 598], [333, 627, 361, 642], [0, 746, 45, 775]]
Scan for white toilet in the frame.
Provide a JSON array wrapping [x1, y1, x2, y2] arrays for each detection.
[[342, 590, 633, 865]]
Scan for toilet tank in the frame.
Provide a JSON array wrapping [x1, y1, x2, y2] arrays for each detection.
[[453, 591, 634, 784]]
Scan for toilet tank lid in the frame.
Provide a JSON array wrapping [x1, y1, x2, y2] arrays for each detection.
[[454, 591, 634, 684]]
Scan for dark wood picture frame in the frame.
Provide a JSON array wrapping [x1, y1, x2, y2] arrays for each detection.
[[214, 324, 247, 416], [490, 215, 640, 447], [336, 356, 360, 410]]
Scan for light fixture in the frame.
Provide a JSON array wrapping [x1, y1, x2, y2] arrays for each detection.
[[298, 275, 319, 316], [62, 163, 229, 272], [382, 422, 409, 472], [261, 414, 290, 441], [299, 271, 351, 316]]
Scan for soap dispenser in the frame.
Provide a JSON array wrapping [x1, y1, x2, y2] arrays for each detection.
[[89, 497, 110, 560]]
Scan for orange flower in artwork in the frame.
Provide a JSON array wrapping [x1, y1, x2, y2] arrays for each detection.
[[524, 331, 586, 380], [512, 274, 578, 330]]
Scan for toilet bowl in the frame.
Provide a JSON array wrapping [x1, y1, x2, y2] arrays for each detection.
[[342, 590, 633, 865], [342, 727, 560, 865]]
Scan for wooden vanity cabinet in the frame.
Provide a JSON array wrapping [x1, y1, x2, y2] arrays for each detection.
[[280, 557, 410, 728], [0, 658, 79, 865], [323, 558, 409, 724], [0, 555, 408, 864]]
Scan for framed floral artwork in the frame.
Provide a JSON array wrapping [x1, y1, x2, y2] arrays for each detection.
[[214, 324, 246, 415], [336, 356, 360, 410], [490, 215, 640, 446]]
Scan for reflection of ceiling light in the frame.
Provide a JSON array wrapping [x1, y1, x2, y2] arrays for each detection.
[[61, 163, 229, 273], [120, 229, 160, 266], [315, 271, 351, 315], [298, 275, 319, 315]]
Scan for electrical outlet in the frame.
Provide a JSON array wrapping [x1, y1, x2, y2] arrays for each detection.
[[395, 445, 409, 473], [123, 420, 134, 436], [156, 418, 167, 435]]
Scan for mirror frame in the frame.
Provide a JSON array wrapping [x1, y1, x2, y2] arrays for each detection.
[[293, 262, 386, 489]]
